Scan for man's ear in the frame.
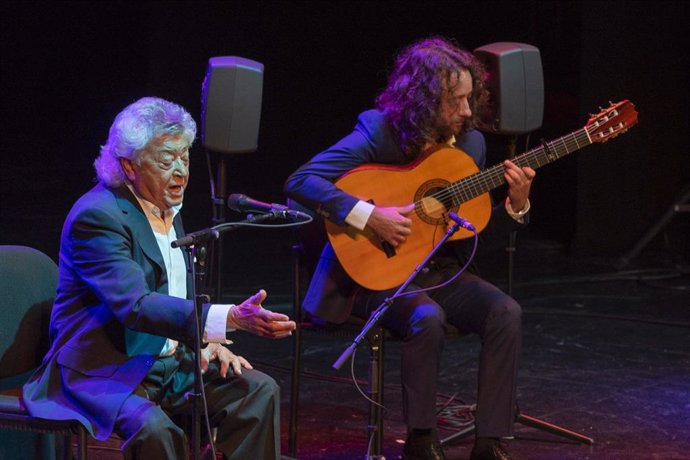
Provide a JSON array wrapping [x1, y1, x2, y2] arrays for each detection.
[[120, 157, 136, 181]]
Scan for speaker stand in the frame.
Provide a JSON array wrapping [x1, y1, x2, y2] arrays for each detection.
[[440, 405, 594, 446], [615, 184, 690, 270], [208, 153, 228, 302], [506, 136, 518, 297]]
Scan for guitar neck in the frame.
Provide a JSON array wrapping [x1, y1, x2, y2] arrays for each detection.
[[449, 126, 593, 205]]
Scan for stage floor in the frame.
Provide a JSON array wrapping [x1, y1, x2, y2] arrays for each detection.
[[68, 231, 690, 460], [221, 232, 690, 460]]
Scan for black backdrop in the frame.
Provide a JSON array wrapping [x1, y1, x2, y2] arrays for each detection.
[[2, 1, 688, 263]]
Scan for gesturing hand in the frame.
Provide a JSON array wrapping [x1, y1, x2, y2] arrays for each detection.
[[227, 289, 296, 339], [201, 343, 252, 377]]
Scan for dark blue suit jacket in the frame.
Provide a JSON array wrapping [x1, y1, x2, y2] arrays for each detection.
[[285, 110, 524, 323], [23, 183, 213, 440]]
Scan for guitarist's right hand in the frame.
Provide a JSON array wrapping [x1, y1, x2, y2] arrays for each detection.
[[366, 204, 414, 247]]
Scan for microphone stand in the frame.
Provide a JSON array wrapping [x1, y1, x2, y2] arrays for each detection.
[[172, 212, 282, 460], [185, 243, 208, 460], [333, 217, 464, 371]]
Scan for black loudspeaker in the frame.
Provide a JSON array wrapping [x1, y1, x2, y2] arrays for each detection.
[[474, 42, 544, 135], [201, 56, 264, 154]]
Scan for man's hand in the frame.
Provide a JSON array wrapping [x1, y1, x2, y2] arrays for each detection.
[[366, 203, 414, 247], [503, 160, 536, 212], [201, 343, 252, 377], [227, 289, 296, 339]]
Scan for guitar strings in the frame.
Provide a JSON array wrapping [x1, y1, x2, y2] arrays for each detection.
[[434, 106, 628, 209], [412, 100, 628, 214], [417, 127, 592, 212], [407, 103, 630, 235]]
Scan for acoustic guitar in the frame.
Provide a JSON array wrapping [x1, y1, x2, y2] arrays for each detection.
[[325, 100, 639, 291]]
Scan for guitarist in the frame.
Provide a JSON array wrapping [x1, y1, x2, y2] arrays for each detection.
[[285, 37, 536, 460]]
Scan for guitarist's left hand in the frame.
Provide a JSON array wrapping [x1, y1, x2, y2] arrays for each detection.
[[504, 160, 536, 212]]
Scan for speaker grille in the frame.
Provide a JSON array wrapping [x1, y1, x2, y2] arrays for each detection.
[[201, 56, 264, 154], [474, 42, 544, 135]]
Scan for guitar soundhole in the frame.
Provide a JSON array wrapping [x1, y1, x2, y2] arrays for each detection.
[[414, 179, 454, 225]]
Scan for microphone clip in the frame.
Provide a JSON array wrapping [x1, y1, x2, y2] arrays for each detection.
[[447, 211, 476, 231]]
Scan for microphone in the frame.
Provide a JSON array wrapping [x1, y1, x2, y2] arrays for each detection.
[[448, 211, 476, 231], [227, 193, 310, 219], [171, 228, 220, 248], [228, 193, 288, 214]]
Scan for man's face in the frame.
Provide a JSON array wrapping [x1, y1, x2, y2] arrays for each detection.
[[121, 134, 190, 210], [436, 69, 473, 139]]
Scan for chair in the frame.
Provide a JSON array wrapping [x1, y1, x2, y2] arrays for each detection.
[[0, 245, 88, 460]]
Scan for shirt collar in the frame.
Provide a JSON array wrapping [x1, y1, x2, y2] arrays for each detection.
[[125, 183, 182, 224]]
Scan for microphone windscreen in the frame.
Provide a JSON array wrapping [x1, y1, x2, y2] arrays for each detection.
[[227, 194, 245, 211]]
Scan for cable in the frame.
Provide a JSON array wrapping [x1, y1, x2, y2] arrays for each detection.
[[198, 373, 218, 459], [349, 348, 386, 410], [216, 219, 313, 230]]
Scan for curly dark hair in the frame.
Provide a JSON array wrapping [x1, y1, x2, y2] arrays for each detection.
[[375, 37, 489, 157]]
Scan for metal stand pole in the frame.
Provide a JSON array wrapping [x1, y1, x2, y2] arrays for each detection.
[[506, 136, 518, 297], [185, 245, 210, 460], [615, 185, 690, 269], [288, 240, 303, 458], [440, 406, 594, 446], [211, 156, 228, 302]]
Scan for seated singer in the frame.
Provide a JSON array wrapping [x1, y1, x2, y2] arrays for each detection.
[[23, 97, 296, 459], [284, 37, 535, 460]]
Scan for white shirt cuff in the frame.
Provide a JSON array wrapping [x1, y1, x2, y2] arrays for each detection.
[[505, 198, 530, 223], [203, 304, 234, 344], [345, 200, 375, 230]]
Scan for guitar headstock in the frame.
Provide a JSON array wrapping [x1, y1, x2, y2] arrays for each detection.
[[586, 100, 638, 143]]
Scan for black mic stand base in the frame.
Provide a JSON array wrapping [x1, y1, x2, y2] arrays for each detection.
[[439, 406, 594, 446]]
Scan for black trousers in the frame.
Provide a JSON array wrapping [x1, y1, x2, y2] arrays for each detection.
[[114, 348, 280, 459], [353, 267, 522, 438]]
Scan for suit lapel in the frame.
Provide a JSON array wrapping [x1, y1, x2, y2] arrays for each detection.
[[112, 186, 170, 356], [113, 186, 167, 284]]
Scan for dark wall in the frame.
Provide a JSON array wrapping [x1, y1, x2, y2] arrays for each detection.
[[1, 1, 688, 262]]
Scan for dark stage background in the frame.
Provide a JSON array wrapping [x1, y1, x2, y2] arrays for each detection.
[[1, 1, 688, 265]]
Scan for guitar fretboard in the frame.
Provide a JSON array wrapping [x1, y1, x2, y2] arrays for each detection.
[[438, 126, 593, 207]]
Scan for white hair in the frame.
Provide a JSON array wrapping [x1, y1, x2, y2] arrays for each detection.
[[94, 97, 197, 186]]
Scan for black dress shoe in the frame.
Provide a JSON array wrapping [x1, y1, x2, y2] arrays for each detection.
[[469, 438, 512, 460], [402, 429, 446, 460]]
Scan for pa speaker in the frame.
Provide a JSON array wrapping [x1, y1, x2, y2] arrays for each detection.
[[201, 56, 264, 154], [474, 42, 544, 135]]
